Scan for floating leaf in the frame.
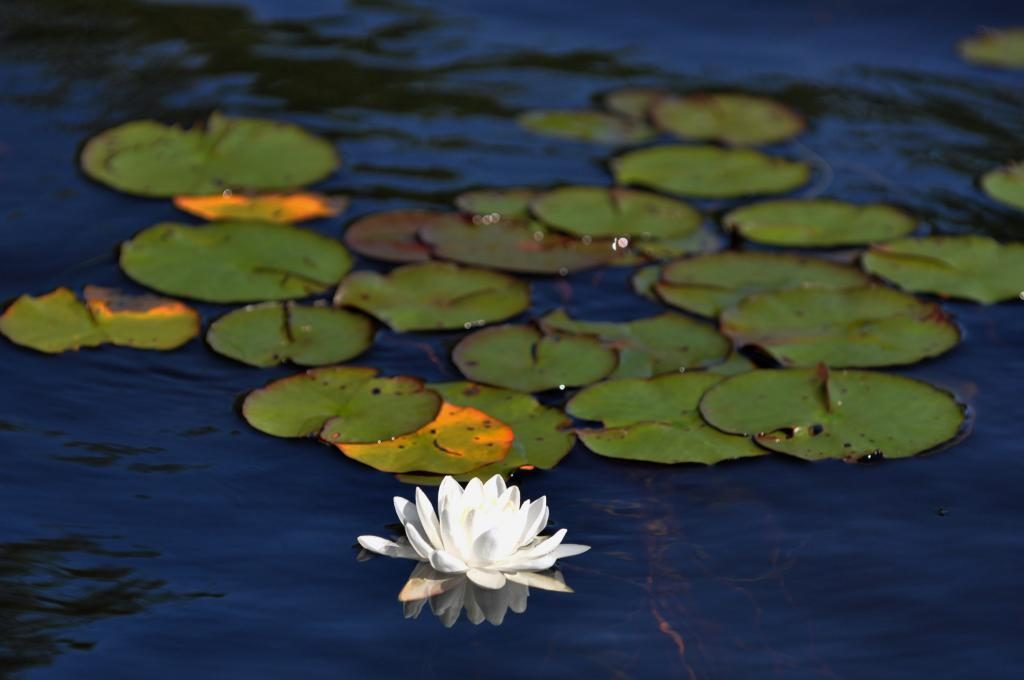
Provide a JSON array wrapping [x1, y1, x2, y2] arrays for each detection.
[[517, 110, 655, 145], [651, 93, 804, 146], [334, 402, 513, 474], [720, 286, 960, 367], [980, 162, 1024, 212], [0, 287, 199, 353], [452, 325, 617, 392], [242, 366, 440, 441], [538, 308, 730, 378], [454, 188, 539, 220], [207, 302, 374, 367], [633, 227, 726, 260], [81, 113, 339, 197], [632, 265, 662, 300], [343, 210, 439, 263], [173, 192, 348, 223], [568, 373, 766, 464], [418, 215, 612, 275], [655, 252, 871, 317], [861, 235, 1024, 304], [723, 199, 916, 247], [334, 261, 529, 332], [612, 144, 810, 198], [120, 220, 353, 303], [530, 186, 701, 240], [699, 367, 965, 461], [602, 88, 667, 119], [958, 27, 1024, 69]]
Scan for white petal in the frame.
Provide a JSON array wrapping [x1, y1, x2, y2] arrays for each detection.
[[548, 543, 590, 560], [415, 487, 443, 550], [505, 570, 574, 593], [522, 528, 566, 559], [405, 523, 435, 560], [495, 553, 557, 573], [439, 503, 466, 559], [518, 496, 548, 547], [429, 549, 468, 574], [508, 485, 520, 510], [462, 477, 484, 509], [466, 568, 507, 590], [483, 474, 505, 500], [437, 476, 462, 515], [398, 566, 464, 602], [357, 535, 419, 560], [507, 582, 529, 613], [393, 496, 419, 528]]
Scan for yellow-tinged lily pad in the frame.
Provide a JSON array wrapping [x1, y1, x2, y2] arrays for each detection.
[[81, 113, 339, 197], [699, 367, 966, 461], [173, 192, 348, 223], [530, 186, 702, 240], [720, 286, 960, 368], [452, 325, 618, 393], [655, 252, 871, 317], [651, 93, 805, 146], [612, 144, 810, 198], [334, 261, 529, 332], [120, 220, 353, 303], [207, 301, 374, 367], [242, 366, 441, 441], [723, 198, 917, 247], [862, 235, 1024, 304], [343, 210, 438, 264], [958, 27, 1024, 69], [0, 287, 199, 353], [518, 109, 655, 145], [980, 162, 1024, 212], [538, 308, 730, 378], [333, 402, 513, 474], [454, 188, 539, 221], [602, 87, 668, 119], [568, 373, 766, 464]]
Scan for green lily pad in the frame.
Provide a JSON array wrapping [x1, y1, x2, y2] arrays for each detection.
[[568, 373, 766, 464], [651, 93, 805, 146], [632, 265, 662, 299], [612, 145, 811, 198], [602, 88, 667, 119], [452, 325, 618, 392], [720, 286, 960, 367], [207, 301, 374, 367], [958, 27, 1024, 69], [334, 402, 513, 474], [655, 252, 871, 317], [0, 287, 199, 353], [120, 220, 352, 303], [80, 113, 339, 197], [418, 215, 613, 275], [699, 367, 965, 461], [538, 308, 731, 378], [633, 227, 727, 260], [242, 366, 441, 441], [530, 186, 702, 240], [334, 261, 529, 332], [454, 188, 539, 221], [343, 210, 439, 263], [723, 199, 917, 247], [980, 162, 1024, 212], [518, 110, 655, 145], [861, 235, 1024, 304]]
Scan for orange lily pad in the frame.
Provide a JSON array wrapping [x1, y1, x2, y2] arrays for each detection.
[[173, 192, 349, 223]]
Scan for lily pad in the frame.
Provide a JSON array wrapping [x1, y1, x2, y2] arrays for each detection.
[[612, 145, 810, 198], [454, 188, 539, 221], [0, 287, 199, 353], [958, 27, 1024, 69], [334, 402, 513, 474], [568, 373, 766, 464], [633, 227, 726, 260], [651, 93, 805, 146], [980, 162, 1024, 212], [632, 265, 662, 299], [120, 220, 353, 303], [699, 367, 965, 461], [655, 252, 871, 317], [173, 192, 348, 223], [334, 261, 529, 332], [343, 210, 439, 263], [418, 216, 613, 275], [723, 199, 917, 247], [207, 302, 374, 367], [720, 286, 960, 367], [538, 308, 731, 378], [861, 235, 1024, 304], [530, 186, 702, 240], [602, 88, 667, 119], [242, 366, 440, 441], [81, 113, 340, 197], [452, 325, 618, 392], [517, 110, 655, 145]]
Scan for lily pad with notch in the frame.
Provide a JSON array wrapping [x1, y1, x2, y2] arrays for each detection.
[[602, 87, 668, 119], [454, 188, 539, 221], [207, 301, 374, 367], [343, 210, 441, 263], [530, 186, 702, 240], [699, 366, 965, 461], [120, 220, 353, 303], [518, 110, 655, 145], [173, 192, 348, 223], [723, 198, 917, 247], [958, 27, 1024, 69], [980, 162, 1024, 212], [651, 93, 805, 146]]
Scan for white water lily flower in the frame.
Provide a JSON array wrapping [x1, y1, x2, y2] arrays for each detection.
[[358, 474, 590, 590]]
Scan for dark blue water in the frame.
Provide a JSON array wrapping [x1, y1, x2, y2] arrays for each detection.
[[2, 1, 1024, 678]]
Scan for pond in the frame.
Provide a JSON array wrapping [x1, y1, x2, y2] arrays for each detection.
[[1, 0, 1023, 678]]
